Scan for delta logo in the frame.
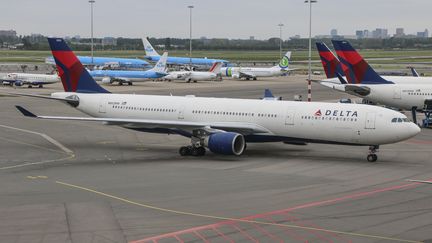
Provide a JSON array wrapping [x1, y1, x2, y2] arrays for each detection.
[[315, 109, 358, 117]]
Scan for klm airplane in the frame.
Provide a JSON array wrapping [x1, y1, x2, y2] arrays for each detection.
[[45, 56, 151, 69], [143, 38, 230, 68], [88, 52, 168, 85]]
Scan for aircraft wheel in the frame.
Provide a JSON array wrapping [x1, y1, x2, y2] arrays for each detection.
[[367, 154, 378, 162], [38, 84, 43, 88], [128, 82, 133, 85], [193, 80, 197, 83], [196, 147, 206, 156], [253, 77, 257, 80], [246, 78, 250, 80], [179, 146, 191, 156], [28, 85, 33, 88], [118, 82, 123, 86]]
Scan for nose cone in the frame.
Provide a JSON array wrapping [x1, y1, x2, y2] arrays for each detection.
[[404, 123, 421, 140]]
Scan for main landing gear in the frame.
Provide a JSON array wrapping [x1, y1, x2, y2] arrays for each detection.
[[367, 145, 379, 162], [179, 146, 206, 156]]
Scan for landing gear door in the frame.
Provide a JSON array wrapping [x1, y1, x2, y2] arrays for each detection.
[[285, 109, 295, 125], [98, 99, 106, 113], [393, 87, 401, 99], [365, 112, 376, 129], [178, 106, 185, 120]]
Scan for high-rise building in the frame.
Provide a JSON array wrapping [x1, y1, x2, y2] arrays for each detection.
[[395, 28, 405, 37], [356, 30, 364, 39], [331, 29, 338, 37], [0, 30, 17, 38], [417, 29, 429, 38]]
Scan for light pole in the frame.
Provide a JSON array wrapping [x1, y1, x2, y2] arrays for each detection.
[[278, 23, 284, 59], [305, 0, 316, 102], [187, 5, 194, 70], [89, 0, 95, 65]]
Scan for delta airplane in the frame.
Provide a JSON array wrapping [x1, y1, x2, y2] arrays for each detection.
[[46, 55, 150, 69], [1, 72, 60, 88], [10, 38, 420, 162], [316, 40, 432, 123], [220, 52, 295, 80], [143, 38, 230, 68], [88, 52, 168, 85], [163, 62, 223, 82]]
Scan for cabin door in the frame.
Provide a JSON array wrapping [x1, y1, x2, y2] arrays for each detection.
[[393, 87, 401, 99], [178, 106, 185, 119], [98, 99, 106, 113], [285, 110, 295, 125], [365, 112, 376, 129]]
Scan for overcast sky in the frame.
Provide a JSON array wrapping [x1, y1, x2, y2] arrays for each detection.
[[1, 0, 430, 39]]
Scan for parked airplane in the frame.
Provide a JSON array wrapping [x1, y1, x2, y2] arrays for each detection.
[[46, 56, 150, 69], [11, 38, 420, 162], [163, 62, 223, 82], [220, 51, 295, 80], [1, 72, 60, 88], [88, 52, 169, 85], [143, 37, 230, 68], [316, 40, 432, 123]]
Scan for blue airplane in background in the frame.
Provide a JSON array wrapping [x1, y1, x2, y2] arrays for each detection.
[[88, 52, 168, 85], [143, 38, 230, 68], [45, 55, 151, 69]]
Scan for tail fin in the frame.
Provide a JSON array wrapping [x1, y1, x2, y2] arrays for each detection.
[[331, 40, 392, 84], [209, 62, 223, 73], [316, 42, 344, 79], [142, 37, 160, 57], [150, 52, 168, 73], [47, 38, 109, 93], [277, 51, 291, 69]]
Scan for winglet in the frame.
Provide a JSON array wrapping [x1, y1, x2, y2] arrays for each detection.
[[15, 106, 37, 118]]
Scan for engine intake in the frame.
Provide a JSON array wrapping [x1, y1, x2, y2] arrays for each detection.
[[205, 132, 245, 155], [101, 77, 113, 84]]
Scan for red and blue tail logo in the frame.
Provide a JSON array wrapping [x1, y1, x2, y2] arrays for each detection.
[[47, 38, 109, 93], [316, 42, 343, 79], [331, 40, 392, 85]]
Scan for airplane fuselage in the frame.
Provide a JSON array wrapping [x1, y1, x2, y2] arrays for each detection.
[[221, 67, 284, 78], [51, 92, 419, 146]]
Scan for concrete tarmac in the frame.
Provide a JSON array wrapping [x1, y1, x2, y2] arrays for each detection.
[[0, 76, 431, 243]]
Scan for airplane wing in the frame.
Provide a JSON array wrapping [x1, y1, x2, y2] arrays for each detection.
[[238, 71, 256, 79], [3, 92, 79, 106], [15, 106, 270, 135]]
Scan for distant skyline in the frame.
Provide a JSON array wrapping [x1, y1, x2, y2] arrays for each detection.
[[1, 0, 430, 39]]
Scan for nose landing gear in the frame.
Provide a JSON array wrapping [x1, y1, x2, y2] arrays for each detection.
[[367, 145, 379, 162]]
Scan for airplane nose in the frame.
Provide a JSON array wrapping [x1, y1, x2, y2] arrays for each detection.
[[407, 122, 421, 138]]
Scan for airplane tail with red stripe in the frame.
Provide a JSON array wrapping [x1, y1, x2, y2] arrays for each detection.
[[47, 38, 110, 93], [316, 42, 344, 79], [331, 40, 392, 84], [209, 62, 223, 73]]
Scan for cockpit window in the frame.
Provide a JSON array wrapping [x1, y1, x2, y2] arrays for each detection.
[[392, 117, 411, 123]]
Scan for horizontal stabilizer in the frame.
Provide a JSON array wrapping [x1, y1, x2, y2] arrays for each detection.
[[16, 106, 37, 117]]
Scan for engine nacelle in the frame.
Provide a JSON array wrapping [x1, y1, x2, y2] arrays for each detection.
[[14, 80, 23, 86], [232, 74, 240, 79], [101, 77, 113, 84], [204, 132, 245, 155]]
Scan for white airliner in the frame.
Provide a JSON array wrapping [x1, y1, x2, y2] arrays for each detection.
[[11, 38, 421, 162], [316, 41, 432, 123], [220, 51, 295, 80], [1, 73, 60, 88], [163, 62, 223, 82]]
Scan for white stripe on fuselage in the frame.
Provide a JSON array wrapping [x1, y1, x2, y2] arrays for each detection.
[[52, 92, 417, 145]]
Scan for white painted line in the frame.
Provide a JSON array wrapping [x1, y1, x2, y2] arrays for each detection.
[[0, 124, 73, 154]]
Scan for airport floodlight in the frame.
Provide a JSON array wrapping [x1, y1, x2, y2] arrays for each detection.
[[187, 6, 194, 69], [278, 23, 284, 59], [89, 0, 95, 64], [305, 0, 317, 102]]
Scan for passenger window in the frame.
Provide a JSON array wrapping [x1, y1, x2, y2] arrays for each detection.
[[397, 118, 402, 123], [391, 118, 397, 123]]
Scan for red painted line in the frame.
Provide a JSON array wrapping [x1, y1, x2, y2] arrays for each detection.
[[262, 215, 307, 242], [174, 235, 184, 243], [212, 226, 234, 243], [285, 213, 351, 243], [193, 231, 210, 243], [251, 222, 284, 243], [130, 180, 425, 243], [405, 139, 432, 145], [231, 223, 259, 243], [284, 213, 334, 243]]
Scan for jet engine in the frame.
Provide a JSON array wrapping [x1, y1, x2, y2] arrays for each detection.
[[14, 80, 23, 86], [101, 77, 113, 84], [232, 74, 240, 79], [204, 132, 245, 155]]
